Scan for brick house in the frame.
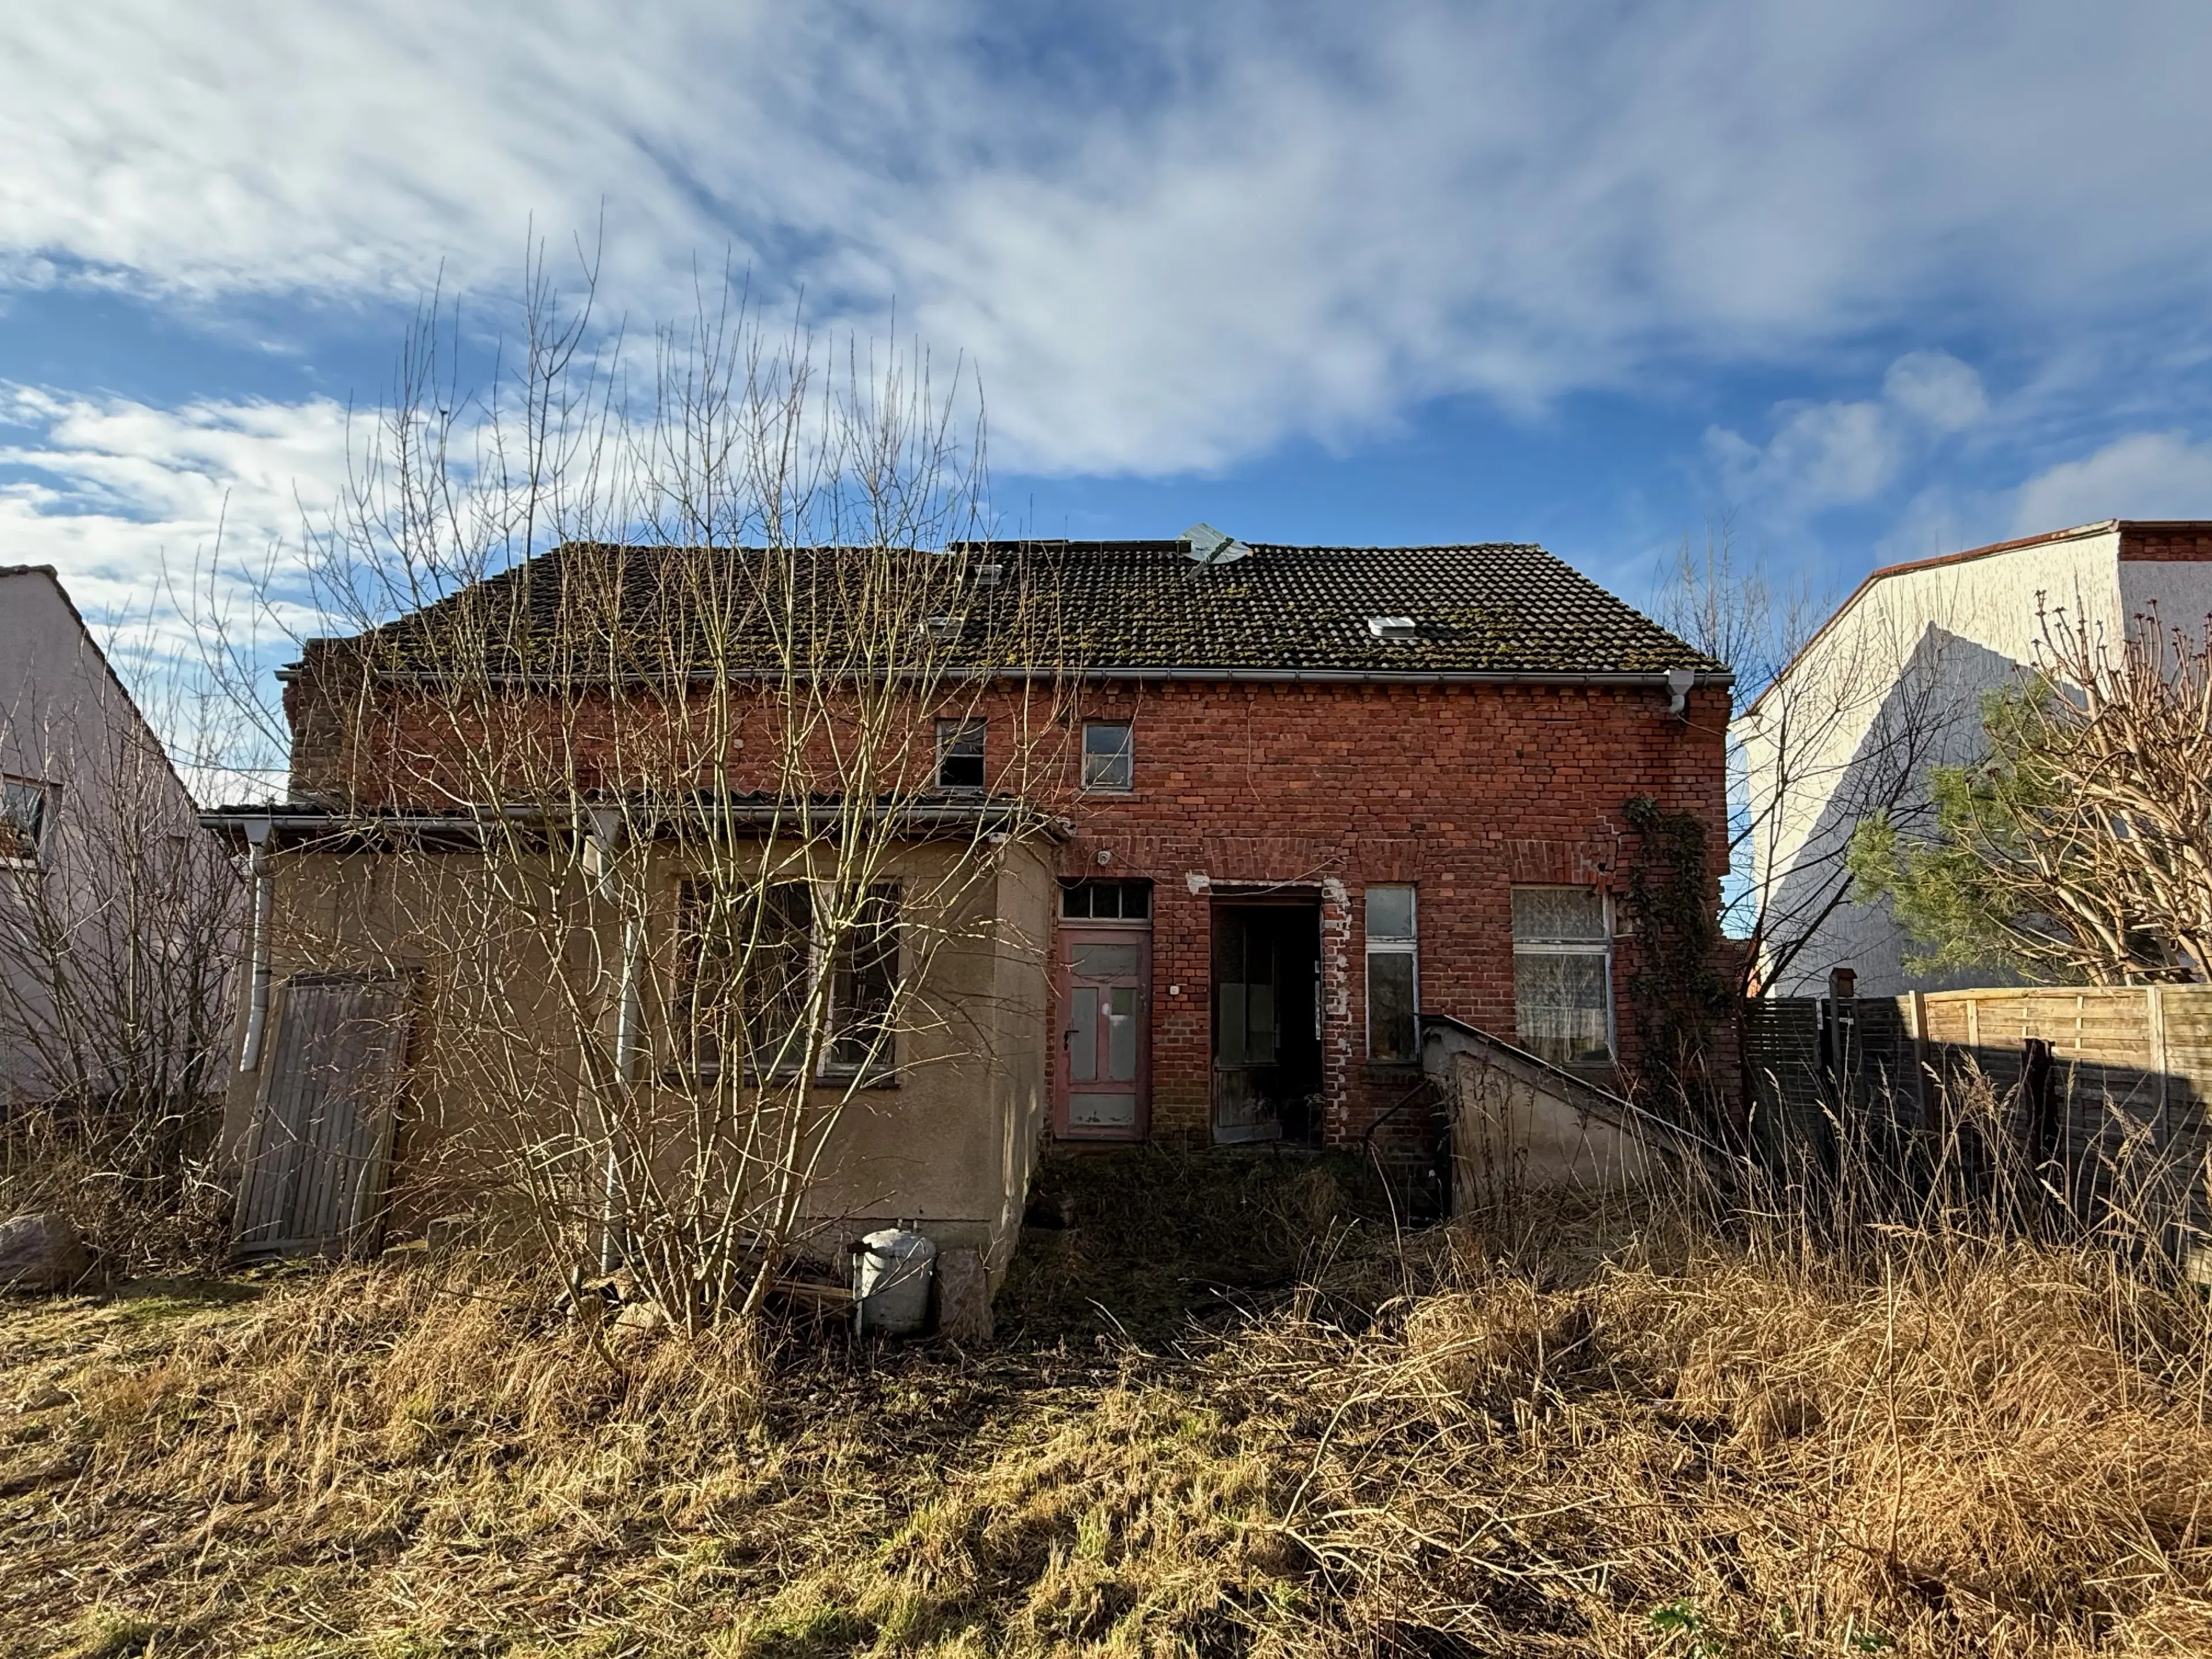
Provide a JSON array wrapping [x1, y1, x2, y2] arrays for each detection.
[[206, 530, 1726, 1266]]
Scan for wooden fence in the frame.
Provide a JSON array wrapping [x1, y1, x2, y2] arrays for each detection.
[[1743, 986, 2212, 1235]]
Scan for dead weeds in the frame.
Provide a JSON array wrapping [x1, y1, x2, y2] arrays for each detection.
[[2, 1152, 2211, 1656]]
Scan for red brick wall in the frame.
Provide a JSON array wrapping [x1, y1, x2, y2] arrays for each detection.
[[2120, 525, 2212, 562], [287, 650, 1729, 1151], [1050, 679, 1729, 1146]]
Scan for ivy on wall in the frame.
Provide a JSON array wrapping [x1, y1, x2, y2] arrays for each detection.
[[1618, 794, 1733, 1119]]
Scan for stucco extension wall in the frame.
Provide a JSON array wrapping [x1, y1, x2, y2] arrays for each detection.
[[222, 836, 1055, 1271]]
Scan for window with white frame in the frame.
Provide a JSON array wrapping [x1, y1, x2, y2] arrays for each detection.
[[1512, 887, 1615, 1066], [677, 879, 900, 1079], [1364, 884, 1418, 1060], [0, 778, 51, 863], [1081, 720, 1133, 791]]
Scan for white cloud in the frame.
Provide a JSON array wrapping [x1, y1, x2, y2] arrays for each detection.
[[1705, 347, 1991, 523], [1882, 351, 1987, 432], [0, 385, 354, 649], [4, 4, 2212, 474], [2012, 432, 2212, 535], [1707, 399, 1897, 513]]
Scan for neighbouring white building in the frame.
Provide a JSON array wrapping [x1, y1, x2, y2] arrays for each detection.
[[1736, 520, 2212, 998], [0, 565, 234, 1111]]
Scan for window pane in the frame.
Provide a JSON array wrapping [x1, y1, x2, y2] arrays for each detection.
[[1119, 881, 1150, 919], [1512, 887, 1607, 944], [0, 781, 44, 860], [1514, 951, 1612, 1066], [1069, 986, 1099, 1081], [936, 718, 986, 789], [1367, 953, 1417, 1060], [830, 885, 899, 1070], [1059, 881, 1091, 919], [1082, 721, 1132, 790], [1105, 984, 1138, 1080], [681, 879, 813, 1075], [1071, 942, 1140, 978], [1365, 885, 1415, 942], [1069, 1091, 1136, 1128]]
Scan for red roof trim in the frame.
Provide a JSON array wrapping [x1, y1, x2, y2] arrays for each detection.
[[1738, 521, 2145, 719]]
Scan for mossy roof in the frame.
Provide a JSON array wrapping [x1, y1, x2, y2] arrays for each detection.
[[339, 539, 1725, 680]]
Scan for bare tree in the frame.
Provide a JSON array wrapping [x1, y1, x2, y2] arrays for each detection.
[[206, 259, 1079, 1326], [1657, 521, 1979, 995], [1851, 603, 2212, 984], [0, 605, 242, 1257]]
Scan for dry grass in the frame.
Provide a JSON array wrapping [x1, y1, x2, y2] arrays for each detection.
[[3, 1153, 2211, 1656]]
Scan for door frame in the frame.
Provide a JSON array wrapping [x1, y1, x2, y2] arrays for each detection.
[[1053, 918, 1153, 1141], [1208, 890, 1327, 1146]]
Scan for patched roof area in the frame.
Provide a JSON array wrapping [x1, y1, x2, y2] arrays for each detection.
[[334, 537, 1725, 680]]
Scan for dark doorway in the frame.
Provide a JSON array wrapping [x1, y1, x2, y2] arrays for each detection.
[[1211, 899, 1324, 1143]]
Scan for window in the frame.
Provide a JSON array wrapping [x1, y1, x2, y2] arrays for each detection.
[[828, 886, 900, 1072], [0, 778, 50, 863], [677, 880, 900, 1079], [1059, 878, 1150, 921], [936, 718, 986, 790], [1364, 884, 1418, 1061], [1512, 887, 1614, 1067], [1366, 615, 1418, 641], [1081, 721, 1133, 791]]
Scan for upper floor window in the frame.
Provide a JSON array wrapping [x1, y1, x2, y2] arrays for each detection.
[[1081, 721, 1133, 791], [1365, 884, 1418, 1061], [0, 778, 51, 864], [1512, 887, 1614, 1066], [935, 718, 986, 791]]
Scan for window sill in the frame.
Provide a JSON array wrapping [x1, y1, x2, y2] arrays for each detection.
[[665, 1067, 900, 1091]]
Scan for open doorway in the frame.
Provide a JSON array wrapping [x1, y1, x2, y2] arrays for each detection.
[[1211, 897, 1324, 1143]]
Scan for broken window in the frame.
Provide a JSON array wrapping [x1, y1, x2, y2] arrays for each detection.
[[680, 880, 813, 1077], [1081, 720, 1133, 791], [935, 717, 986, 790], [1364, 884, 1418, 1061], [1059, 879, 1150, 920], [827, 885, 900, 1073], [0, 778, 50, 863], [677, 880, 901, 1080], [1512, 887, 1614, 1066]]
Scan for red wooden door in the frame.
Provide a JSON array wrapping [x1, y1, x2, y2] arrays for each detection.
[[1056, 928, 1150, 1138]]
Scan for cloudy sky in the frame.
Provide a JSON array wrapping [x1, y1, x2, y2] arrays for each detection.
[[9, 0, 2212, 673]]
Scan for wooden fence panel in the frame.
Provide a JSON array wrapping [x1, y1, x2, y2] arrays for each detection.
[[234, 974, 411, 1259]]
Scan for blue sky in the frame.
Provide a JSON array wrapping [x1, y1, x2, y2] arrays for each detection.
[[10, 0, 2212, 690]]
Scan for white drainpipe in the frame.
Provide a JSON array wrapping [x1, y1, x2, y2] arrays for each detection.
[[586, 806, 638, 1274], [601, 907, 643, 1273], [237, 815, 275, 1071]]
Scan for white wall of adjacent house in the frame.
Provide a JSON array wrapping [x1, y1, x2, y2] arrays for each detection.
[[0, 566, 215, 1105], [1736, 523, 2212, 999]]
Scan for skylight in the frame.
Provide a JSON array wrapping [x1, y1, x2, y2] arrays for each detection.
[[1367, 616, 1418, 640]]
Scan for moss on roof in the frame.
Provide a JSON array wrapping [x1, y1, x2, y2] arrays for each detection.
[[343, 539, 1725, 680]]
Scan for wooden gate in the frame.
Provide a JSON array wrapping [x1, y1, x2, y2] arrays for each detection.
[[234, 974, 411, 1258]]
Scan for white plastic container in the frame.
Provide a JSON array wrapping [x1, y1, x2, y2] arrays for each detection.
[[853, 1226, 937, 1336]]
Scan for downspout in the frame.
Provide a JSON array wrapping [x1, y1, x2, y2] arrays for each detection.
[[237, 815, 275, 1071], [604, 909, 643, 1273], [586, 806, 638, 1274]]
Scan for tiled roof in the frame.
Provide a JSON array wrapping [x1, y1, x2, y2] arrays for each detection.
[[342, 539, 1724, 680]]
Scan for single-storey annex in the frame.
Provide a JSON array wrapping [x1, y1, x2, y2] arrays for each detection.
[[204, 528, 1729, 1278]]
